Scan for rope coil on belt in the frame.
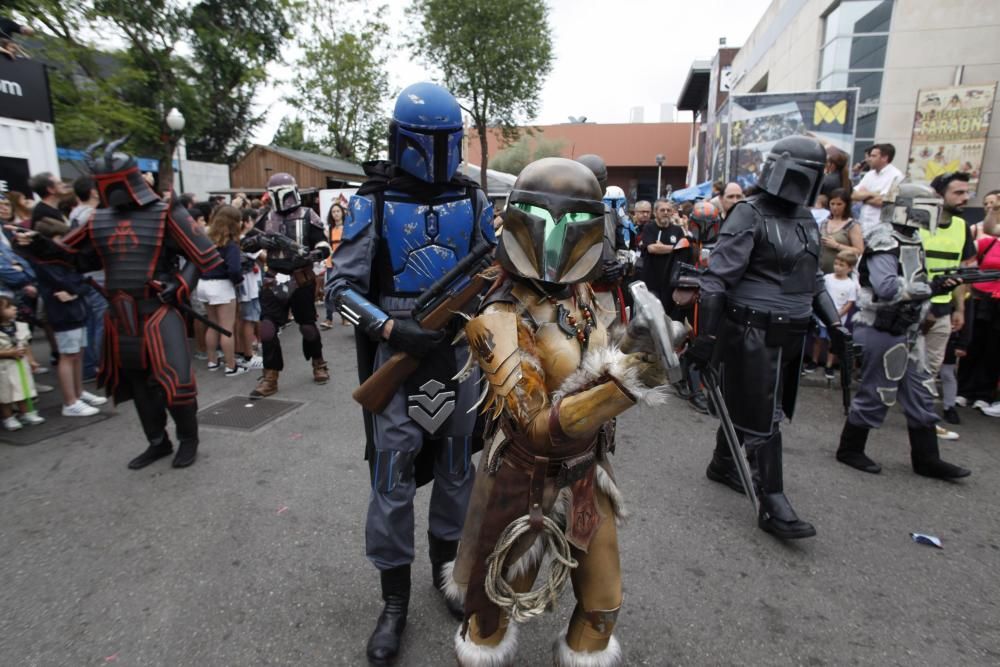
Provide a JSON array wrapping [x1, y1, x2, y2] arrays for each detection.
[[484, 514, 578, 623]]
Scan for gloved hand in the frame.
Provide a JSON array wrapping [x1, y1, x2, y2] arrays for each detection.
[[903, 281, 933, 301], [622, 352, 668, 389], [600, 259, 624, 283], [685, 334, 716, 370], [930, 275, 963, 296], [387, 319, 446, 358], [154, 278, 184, 306], [828, 324, 852, 357], [307, 247, 329, 262]]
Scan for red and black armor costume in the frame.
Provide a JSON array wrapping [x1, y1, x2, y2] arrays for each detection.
[[21, 138, 221, 469]]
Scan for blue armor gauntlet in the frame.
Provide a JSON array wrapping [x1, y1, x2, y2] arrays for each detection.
[[335, 288, 390, 339]]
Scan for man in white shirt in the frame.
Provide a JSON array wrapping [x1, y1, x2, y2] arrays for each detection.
[[852, 143, 903, 236]]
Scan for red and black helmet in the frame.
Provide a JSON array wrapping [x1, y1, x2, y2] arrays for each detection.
[[86, 137, 160, 210]]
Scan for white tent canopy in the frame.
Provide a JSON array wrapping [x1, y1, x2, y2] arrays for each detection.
[[459, 163, 517, 199]]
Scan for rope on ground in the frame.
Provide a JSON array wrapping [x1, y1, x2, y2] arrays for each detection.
[[484, 514, 578, 623]]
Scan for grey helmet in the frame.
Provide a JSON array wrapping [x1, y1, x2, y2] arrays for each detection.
[[757, 136, 827, 206], [880, 182, 943, 234], [267, 172, 301, 213]]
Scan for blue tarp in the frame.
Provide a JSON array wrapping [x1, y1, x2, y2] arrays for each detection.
[[669, 181, 713, 203]]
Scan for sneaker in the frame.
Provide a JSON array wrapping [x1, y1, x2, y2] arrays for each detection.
[[207, 361, 221, 371], [80, 390, 108, 407], [35, 383, 55, 394], [33, 366, 49, 375], [972, 400, 992, 412], [3, 416, 23, 431], [225, 365, 248, 377], [19, 411, 45, 426], [935, 424, 959, 441], [245, 354, 264, 370], [954, 396, 968, 407], [942, 407, 960, 425], [980, 403, 1000, 418], [193, 351, 209, 361], [62, 401, 100, 417], [824, 368, 836, 380], [319, 320, 334, 330]]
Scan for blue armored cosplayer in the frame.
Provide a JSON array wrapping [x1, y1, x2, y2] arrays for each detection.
[[326, 82, 495, 665]]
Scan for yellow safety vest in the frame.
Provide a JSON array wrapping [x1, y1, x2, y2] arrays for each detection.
[[919, 216, 966, 304]]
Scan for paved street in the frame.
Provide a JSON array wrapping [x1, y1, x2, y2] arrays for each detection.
[[2, 325, 999, 666]]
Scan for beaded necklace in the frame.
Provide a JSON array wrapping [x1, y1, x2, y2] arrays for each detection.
[[529, 281, 595, 348]]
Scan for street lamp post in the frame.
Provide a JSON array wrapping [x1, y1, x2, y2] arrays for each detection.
[[166, 107, 186, 195], [655, 154, 664, 199]]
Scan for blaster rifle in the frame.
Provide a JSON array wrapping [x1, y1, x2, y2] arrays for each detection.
[[242, 229, 308, 257], [933, 266, 1000, 287], [146, 280, 232, 337], [352, 243, 496, 413]]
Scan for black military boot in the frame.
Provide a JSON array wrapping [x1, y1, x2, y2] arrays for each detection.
[[909, 426, 971, 480], [367, 565, 410, 666], [836, 420, 881, 473], [756, 432, 816, 540], [428, 531, 463, 620], [127, 438, 173, 470], [706, 427, 746, 494], [171, 404, 199, 468]]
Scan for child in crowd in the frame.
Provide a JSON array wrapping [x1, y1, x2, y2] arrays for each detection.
[[0, 295, 45, 430], [821, 249, 859, 379], [237, 209, 263, 369]]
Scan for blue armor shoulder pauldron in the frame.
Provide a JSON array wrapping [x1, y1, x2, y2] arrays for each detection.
[[479, 198, 497, 246], [343, 195, 375, 241]]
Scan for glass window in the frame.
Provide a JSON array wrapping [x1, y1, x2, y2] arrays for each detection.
[[819, 36, 852, 80], [848, 70, 883, 105], [852, 0, 893, 33], [855, 105, 879, 138], [818, 71, 849, 91], [849, 35, 888, 70]]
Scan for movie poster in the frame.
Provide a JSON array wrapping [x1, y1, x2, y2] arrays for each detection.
[[713, 89, 859, 191], [906, 83, 996, 196]]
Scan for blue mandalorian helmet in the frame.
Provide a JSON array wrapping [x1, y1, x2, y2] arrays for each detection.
[[389, 82, 464, 184]]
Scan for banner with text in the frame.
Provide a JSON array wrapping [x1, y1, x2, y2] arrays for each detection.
[[905, 83, 997, 196]]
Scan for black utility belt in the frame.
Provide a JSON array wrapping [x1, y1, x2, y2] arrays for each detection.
[[727, 304, 810, 346]]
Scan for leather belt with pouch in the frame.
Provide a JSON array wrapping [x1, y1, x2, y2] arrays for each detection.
[[727, 303, 810, 347]]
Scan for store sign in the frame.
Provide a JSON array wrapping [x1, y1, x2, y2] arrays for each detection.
[[0, 156, 32, 197], [906, 83, 997, 196], [0, 58, 53, 123]]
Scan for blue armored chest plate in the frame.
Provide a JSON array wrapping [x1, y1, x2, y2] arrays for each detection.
[[383, 192, 476, 294]]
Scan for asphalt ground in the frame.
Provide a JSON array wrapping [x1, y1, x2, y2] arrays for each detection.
[[1, 324, 998, 666]]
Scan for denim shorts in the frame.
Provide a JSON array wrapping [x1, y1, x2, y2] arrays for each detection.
[[240, 297, 261, 322], [55, 327, 88, 354]]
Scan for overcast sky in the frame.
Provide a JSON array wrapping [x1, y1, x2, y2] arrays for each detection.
[[252, 0, 773, 143]]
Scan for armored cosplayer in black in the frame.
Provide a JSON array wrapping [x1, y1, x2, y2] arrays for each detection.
[[243, 172, 331, 398], [16, 138, 222, 469], [687, 136, 851, 540]]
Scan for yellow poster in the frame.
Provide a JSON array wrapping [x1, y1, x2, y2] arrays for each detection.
[[906, 83, 997, 195]]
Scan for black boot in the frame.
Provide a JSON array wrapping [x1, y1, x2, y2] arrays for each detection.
[[428, 531, 463, 620], [127, 440, 173, 470], [706, 427, 746, 494], [756, 432, 816, 540], [367, 565, 410, 666], [909, 426, 970, 479], [836, 420, 880, 473], [171, 403, 199, 468]]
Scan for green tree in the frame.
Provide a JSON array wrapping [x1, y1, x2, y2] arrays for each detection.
[[271, 116, 323, 153], [11, 0, 296, 187], [291, 4, 391, 161], [407, 0, 554, 192], [489, 134, 565, 176]]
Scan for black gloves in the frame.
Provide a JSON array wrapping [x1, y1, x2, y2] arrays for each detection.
[[387, 319, 446, 358], [155, 278, 184, 305], [685, 335, 716, 370], [307, 247, 329, 262], [685, 292, 725, 370], [600, 259, 624, 283], [930, 275, 963, 296]]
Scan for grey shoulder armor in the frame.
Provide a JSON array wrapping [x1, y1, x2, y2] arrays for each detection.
[[864, 223, 898, 253]]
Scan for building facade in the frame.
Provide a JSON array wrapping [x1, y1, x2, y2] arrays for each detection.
[[725, 0, 1000, 204]]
